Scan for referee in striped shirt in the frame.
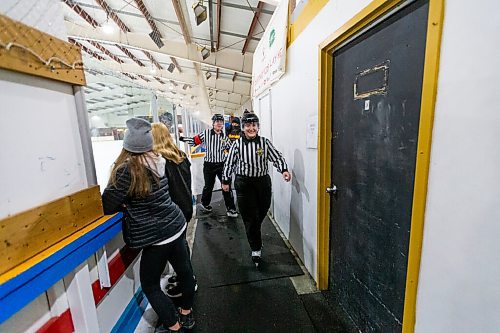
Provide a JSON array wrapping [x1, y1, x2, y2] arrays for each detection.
[[180, 114, 238, 217], [222, 112, 291, 266]]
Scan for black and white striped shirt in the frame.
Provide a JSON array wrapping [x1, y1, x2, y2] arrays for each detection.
[[223, 135, 288, 183], [190, 129, 229, 163]]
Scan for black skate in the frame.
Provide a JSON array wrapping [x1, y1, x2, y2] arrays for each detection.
[[251, 250, 262, 268]]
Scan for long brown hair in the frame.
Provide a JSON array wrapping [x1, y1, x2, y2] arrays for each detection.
[[108, 149, 159, 198], [152, 122, 186, 164]]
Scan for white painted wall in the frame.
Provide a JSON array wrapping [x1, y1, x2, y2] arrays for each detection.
[[0, 2, 118, 332], [0, 69, 88, 218], [258, 0, 372, 281], [92, 140, 124, 192], [415, 0, 500, 332], [263, 0, 500, 331]]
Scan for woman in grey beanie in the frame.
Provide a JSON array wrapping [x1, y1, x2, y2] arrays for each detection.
[[102, 118, 195, 333]]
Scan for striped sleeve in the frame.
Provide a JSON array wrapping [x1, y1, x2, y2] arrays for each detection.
[[265, 138, 288, 173], [180, 136, 196, 146], [222, 139, 239, 184], [197, 130, 207, 143]]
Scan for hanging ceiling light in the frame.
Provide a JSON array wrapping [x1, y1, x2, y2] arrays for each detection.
[[101, 20, 114, 34], [205, 71, 212, 80], [192, 1, 207, 26], [167, 63, 175, 73]]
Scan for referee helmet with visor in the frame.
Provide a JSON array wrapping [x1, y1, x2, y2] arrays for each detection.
[[211, 114, 224, 122], [241, 112, 259, 126]]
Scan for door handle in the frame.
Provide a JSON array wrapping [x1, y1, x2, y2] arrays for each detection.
[[326, 185, 337, 195]]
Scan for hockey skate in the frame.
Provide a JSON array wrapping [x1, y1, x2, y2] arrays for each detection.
[[251, 250, 262, 268]]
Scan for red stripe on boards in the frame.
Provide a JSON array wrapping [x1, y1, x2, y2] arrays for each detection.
[[36, 309, 74, 333], [92, 246, 141, 305]]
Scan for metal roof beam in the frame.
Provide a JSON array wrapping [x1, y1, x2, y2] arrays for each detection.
[[143, 51, 164, 70], [216, 0, 222, 51], [133, 0, 163, 37], [67, 30, 253, 75], [170, 57, 182, 73], [116, 45, 145, 67], [208, 0, 215, 52], [69, 1, 179, 25], [136, 74, 151, 82], [88, 40, 124, 64], [221, 30, 261, 41], [171, 0, 192, 44], [242, 1, 264, 55], [222, 1, 273, 15], [69, 38, 105, 61], [63, 0, 100, 28], [95, 0, 131, 33]]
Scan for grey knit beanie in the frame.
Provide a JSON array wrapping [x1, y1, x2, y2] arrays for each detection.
[[123, 118, 153, 153]]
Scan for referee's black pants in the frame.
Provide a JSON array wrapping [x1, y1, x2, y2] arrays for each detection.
[[234, 174, 272, 251], [201, 161, 236, 210]]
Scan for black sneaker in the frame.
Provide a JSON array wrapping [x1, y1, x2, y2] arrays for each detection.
[[226, 209, 238, 217], [167, 274, 178, 285], [178, 308, 195, 329], [166, 284, 182, 298], [200, 204, 212, 212], [166, 279, 198, 298]]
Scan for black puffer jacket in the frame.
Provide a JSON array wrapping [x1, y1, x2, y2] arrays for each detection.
[[102, 165, 186, 249], [165, 154, 193, 222]]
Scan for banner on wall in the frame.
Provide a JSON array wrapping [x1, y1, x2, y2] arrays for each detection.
[[252, 0, 289, 97]]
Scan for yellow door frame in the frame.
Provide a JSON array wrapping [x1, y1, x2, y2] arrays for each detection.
[[317, 0, 444, 332]]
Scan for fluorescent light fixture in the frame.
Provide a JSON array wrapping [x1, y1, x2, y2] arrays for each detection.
[[200, 47, 210, 60], [149, 30, 164, 49], [193, 1, 207, 26]]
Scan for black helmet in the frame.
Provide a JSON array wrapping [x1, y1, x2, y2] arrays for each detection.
[[211, 113, 224, 122], [241, 112, 259, 124]]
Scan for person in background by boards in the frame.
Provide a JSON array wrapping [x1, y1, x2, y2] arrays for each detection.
[[102, 118, 195, 333], [221, 112, 292, 267], [227, 116, 241, 142], [151, 122, 198, 298], [180, 114, 238, 218]]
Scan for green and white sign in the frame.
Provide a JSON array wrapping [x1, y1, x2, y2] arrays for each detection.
[[252, 0, 289, 97]]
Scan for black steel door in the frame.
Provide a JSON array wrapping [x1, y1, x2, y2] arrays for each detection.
[[328, 1, 429, 331]]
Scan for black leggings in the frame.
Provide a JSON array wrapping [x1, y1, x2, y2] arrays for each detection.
[[140, 235, 195, 327], [202, 161, 236, 210], [235, 175, 272, 251]]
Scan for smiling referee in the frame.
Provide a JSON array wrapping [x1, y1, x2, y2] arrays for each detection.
[[222, 112, 291, 266]]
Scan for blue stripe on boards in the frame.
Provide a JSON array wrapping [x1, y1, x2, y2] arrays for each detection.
[[0, 213, 123, 325], [110, 287, 149, 333]]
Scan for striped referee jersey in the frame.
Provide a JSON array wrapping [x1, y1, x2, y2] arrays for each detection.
[[186, 129, 230, 163], [222, 135, 288, 182]]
